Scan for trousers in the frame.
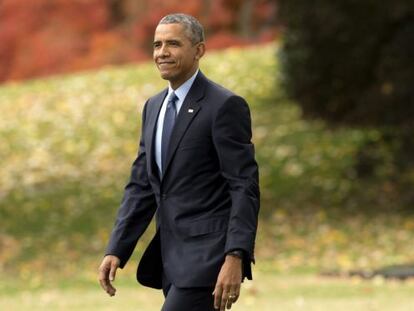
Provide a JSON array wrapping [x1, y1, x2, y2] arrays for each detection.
[[161, 271, 215, 311]]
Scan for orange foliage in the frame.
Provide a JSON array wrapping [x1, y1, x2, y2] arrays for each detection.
[[207, 32, 251, 50], [0, 0, 277, 83]]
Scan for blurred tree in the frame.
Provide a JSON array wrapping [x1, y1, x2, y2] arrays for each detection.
[[238, 0, 254, 38], [0, 0, 112, 80], [279, 1, 414, 177], [0, 0, 277, 83]]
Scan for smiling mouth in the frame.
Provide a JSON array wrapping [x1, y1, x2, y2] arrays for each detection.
[[158, 61, 175, 66]]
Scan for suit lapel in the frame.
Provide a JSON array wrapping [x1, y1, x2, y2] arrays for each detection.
[[145, 89, 167, 181], [163, 72, 207, 178]]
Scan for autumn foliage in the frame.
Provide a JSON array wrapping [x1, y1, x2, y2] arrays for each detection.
[[0, 0, 277, 83]]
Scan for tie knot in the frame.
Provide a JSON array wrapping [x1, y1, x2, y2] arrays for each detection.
[[169, 92, 178, 104]]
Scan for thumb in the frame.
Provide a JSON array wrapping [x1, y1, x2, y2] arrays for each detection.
[[109, 261, 118, 282]]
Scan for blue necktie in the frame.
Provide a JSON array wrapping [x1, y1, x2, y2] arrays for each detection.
[[161, 92, 178, 174]]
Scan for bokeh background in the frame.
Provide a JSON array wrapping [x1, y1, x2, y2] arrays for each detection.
[[1, 1, 414, 310]]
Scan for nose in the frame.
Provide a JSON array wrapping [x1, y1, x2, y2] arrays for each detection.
[[158, 44, 170, 58]]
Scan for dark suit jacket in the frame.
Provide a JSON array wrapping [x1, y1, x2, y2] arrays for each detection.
[[105, 71, 259, 289]]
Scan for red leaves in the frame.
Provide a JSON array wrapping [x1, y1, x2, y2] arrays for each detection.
[[0, 0, 277, 83]]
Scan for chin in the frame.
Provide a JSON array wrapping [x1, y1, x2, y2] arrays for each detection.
[[158, 72, 167, 80], [158, 70, 170, 78], [160, 72, 177, 82]]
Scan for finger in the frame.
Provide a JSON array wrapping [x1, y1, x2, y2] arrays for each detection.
[[99, 276, 116, 296], [220, 289, 230, 311], [98, 266, 110, 292], [213, 285, 223, 310], [226, 299, 233, 310], [99, 277, 108, 292], [108, 284, 116, 296], [104, 280, 116, 296], [109, 261, 118, 282], [99, 266, 116, 296], [231, 284, 241, 303], [225, 290, 236, 309]]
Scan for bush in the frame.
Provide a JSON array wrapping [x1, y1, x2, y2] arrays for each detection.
[[278, 1, 414, 206], [278, 1, 414, 128]]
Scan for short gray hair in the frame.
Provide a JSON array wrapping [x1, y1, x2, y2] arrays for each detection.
[[158, 13, 205, 45]]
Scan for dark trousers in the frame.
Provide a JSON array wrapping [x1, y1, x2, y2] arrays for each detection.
[[161, 271, 215, 311]]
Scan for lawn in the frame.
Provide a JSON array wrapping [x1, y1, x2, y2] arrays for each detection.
[[1, 266, 414, 310]]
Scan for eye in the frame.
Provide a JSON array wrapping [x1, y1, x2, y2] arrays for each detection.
[[169, 41, 180, 47], [153, 42, 161, 49]]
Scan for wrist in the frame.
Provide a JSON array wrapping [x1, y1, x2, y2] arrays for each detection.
[[225, 255, 242, 266], [226, 250, 243, 259]]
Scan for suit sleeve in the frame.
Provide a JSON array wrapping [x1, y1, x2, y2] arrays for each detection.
[[105, 101, 157, 268], [212, 95, 260, 264]]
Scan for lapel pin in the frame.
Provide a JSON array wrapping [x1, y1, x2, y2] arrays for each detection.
[[188, 109, 194, 113]]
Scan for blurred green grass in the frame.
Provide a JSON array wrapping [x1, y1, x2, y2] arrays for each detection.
[[2, 268, 414, 310], [2, 44, 414, 309]]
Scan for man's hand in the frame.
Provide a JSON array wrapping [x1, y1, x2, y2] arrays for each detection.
[[98, 255, 120, 297], [213, 255, 242, 310]]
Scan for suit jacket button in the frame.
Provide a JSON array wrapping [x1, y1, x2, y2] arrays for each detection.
[[161, 194, 167, 200]]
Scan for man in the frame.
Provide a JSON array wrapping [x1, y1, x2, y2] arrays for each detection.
[[98, 13, 259, 311]]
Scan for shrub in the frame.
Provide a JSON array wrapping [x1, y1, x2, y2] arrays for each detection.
[[278, 1, 414, 206], [278, 1, 414, 128]]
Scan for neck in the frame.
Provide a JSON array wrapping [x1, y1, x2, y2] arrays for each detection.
[[169, 67, 199, 90]]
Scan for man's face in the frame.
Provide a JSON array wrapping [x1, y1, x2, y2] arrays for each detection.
[[153, 23, 204, 89]]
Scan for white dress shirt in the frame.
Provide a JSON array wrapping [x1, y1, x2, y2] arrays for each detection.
[[155, 69, 199, 174]]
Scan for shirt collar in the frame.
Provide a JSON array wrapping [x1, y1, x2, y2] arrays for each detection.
[[167, 69, 199, 102]]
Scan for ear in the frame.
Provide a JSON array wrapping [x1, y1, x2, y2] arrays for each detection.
[[195, 42, 206, 60]]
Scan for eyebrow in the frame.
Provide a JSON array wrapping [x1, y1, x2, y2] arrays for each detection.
[[153, 39, 182, 45]]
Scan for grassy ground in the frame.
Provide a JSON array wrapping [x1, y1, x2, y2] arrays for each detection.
[[1, 266, 414, 311], [2, 43, 414, 309]]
